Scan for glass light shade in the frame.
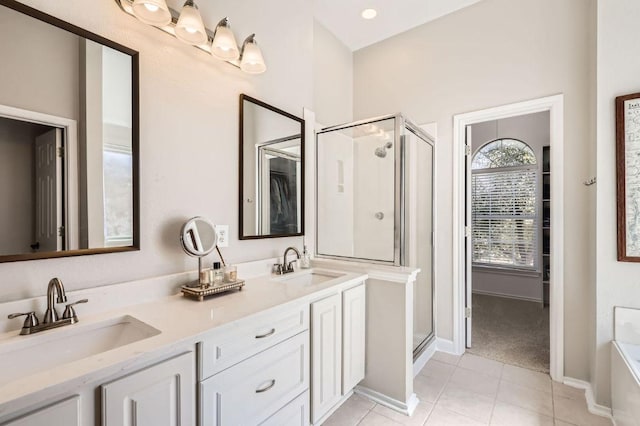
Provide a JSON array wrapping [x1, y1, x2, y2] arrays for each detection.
[[132, 0, 172, 26], [240, 39, 266, 74], [212, 24, 240, 61], [175, 1, 208, 45]]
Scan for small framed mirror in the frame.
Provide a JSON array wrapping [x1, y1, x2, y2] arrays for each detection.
[[180, 216, 217, 286], [239, 94, 305, 239]]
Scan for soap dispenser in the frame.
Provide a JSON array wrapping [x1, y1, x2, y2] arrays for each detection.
[[300, 245, 311, 269]]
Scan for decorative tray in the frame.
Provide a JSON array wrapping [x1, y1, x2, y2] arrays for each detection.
[[181, 279, 245, 301]]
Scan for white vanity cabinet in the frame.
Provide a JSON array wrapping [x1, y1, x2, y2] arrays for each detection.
[[311, 282, 366, 424], [310, 293, 342, 424], [101, 352, 195, 426], [1, 396, 80, 426], [198, 304, 311, 426], [342, 284, 366, 393]]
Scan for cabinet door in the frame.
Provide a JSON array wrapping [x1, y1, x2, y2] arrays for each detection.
[[342, 283, 366, 393], [2, 396, 79, 426], [101, 352, 195, 426], [311, 293, 342, 424]]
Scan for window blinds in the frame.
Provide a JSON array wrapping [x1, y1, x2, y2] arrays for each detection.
[[472, 168, 537, 269]]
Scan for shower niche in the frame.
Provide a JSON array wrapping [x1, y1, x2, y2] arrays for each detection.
[[316, 114, 435, 357]]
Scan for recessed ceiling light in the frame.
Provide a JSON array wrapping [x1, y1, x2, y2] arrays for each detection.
[[361, 8, 377, 20]]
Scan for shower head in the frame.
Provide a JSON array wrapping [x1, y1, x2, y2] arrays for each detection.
[[374, 141, 393, 158]]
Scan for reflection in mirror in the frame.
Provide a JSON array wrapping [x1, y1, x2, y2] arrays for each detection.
[[240, 94, 305, 239], [180, 217, 217, 257], [0, 0, 138, 262]]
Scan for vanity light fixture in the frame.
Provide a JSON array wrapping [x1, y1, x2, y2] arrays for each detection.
[[239, 34, 266, 74], [211, 18, 240, 61], [131, 0, 171, 26], [361, 8, 377, 19], [115, 0, 267, 73], [175, 0, 207, 45]]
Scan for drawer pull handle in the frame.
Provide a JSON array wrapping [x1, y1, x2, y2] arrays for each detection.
[[255, 328, 276, 339], [256, 379, 276, 393]]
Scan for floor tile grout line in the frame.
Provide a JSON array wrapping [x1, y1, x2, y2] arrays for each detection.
[[486, 363, 505, 425], [354, 401, 377, 426]]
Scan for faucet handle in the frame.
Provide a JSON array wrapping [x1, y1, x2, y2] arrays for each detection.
[[8, 312, 39, 329], [62, 299, 88, 321], [272, 263, 283, 275]]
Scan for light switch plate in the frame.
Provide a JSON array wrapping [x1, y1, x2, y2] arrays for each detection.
[[216, 225, 229, 247]]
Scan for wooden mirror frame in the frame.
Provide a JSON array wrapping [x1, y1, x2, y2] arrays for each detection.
[[0, 0, 140, 262], [238, 94, 305, 240]]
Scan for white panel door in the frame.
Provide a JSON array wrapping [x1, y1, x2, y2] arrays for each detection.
[[34, 128, 63, 252], [2, 396, 79, 426], [101, 352, 195, 426], [311, 293, 342, 423], [342, 284, 366, 393]]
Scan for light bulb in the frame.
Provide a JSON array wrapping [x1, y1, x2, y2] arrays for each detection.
[[361, 8, 377, 19], [240, 35, 266, 74], [175, 0, 208, 45], [132, 0, 171, 27], [211, 18, 240, 61]]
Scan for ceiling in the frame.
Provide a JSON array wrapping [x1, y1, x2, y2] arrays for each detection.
[[313, 0, 484, 51]]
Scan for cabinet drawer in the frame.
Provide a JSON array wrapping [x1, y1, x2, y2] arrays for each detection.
[[260, 391, 309, 426], [200, 332, 309, 426], [199, 304, 308, 379]]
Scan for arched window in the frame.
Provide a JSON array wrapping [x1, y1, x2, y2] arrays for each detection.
[[472, 139, 538, 269]]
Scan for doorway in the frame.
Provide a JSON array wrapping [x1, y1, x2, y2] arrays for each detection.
[[466, 112, 550, 372], [452, 95, 564, 381]]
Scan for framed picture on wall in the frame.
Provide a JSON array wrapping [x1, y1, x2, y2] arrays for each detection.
[[616, 92, 640, 261]]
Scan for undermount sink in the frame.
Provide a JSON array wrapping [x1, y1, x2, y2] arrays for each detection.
[[0, 315, 160, 384], [277, 270, 346, 286]]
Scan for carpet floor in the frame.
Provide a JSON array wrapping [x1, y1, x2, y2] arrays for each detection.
[[467, 293, 550, 373]]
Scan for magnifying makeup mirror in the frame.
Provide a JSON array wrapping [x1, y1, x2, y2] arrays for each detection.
[[180, 216, 217, 286]]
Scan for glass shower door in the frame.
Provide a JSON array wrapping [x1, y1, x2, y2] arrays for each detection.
[[317, 117, 397, 263], [405, 127, 435, 356]]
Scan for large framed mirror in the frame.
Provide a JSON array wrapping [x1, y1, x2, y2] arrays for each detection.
[[239, 94, 304, 239], [0, 0, 139, 262]]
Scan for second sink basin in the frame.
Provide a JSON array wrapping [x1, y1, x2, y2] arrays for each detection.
[[277, 270, 346, 286], [0, 315, 160, 384]]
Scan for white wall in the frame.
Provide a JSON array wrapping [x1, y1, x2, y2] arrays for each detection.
[[0, 4, 79, 121], [313, 20, 353, 126], [354, 0, 595, 381], [594, 0, 640, 406], [0, 0, 313, 302], [316, 131, 355, 257], [471, 112, 550, 302]]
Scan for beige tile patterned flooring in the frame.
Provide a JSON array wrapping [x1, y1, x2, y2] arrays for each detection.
[[323, 352, 611, 426]]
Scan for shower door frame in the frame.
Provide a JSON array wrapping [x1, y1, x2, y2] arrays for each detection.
[[315, 115, 437, 357], [315, 114, 405, 266]]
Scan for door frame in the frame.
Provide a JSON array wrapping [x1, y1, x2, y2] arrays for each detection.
[[0, 103, 79, 250], [452, 94, 564, 381]]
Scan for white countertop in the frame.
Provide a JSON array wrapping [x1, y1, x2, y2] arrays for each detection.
[[0, 266, 367, 417]]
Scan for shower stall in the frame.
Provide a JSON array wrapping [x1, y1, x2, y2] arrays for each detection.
[[315, 114, 435, 358]]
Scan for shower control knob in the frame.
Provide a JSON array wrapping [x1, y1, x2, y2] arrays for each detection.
[[375, 212, 384, 220]]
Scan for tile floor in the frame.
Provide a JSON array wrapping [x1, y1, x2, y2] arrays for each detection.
[[323, 352, 611, 426]]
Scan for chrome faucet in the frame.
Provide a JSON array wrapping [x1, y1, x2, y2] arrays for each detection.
[[8, 277, 88, 335], [273, 247, 301, 275]]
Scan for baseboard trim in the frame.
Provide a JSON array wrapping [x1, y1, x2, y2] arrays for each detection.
[[413, 339, 437, 377], [562, 377, 612, 419], [435, 337, 459, 355], [355, 386, 419, 416], [472, 289, 543, 304]]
